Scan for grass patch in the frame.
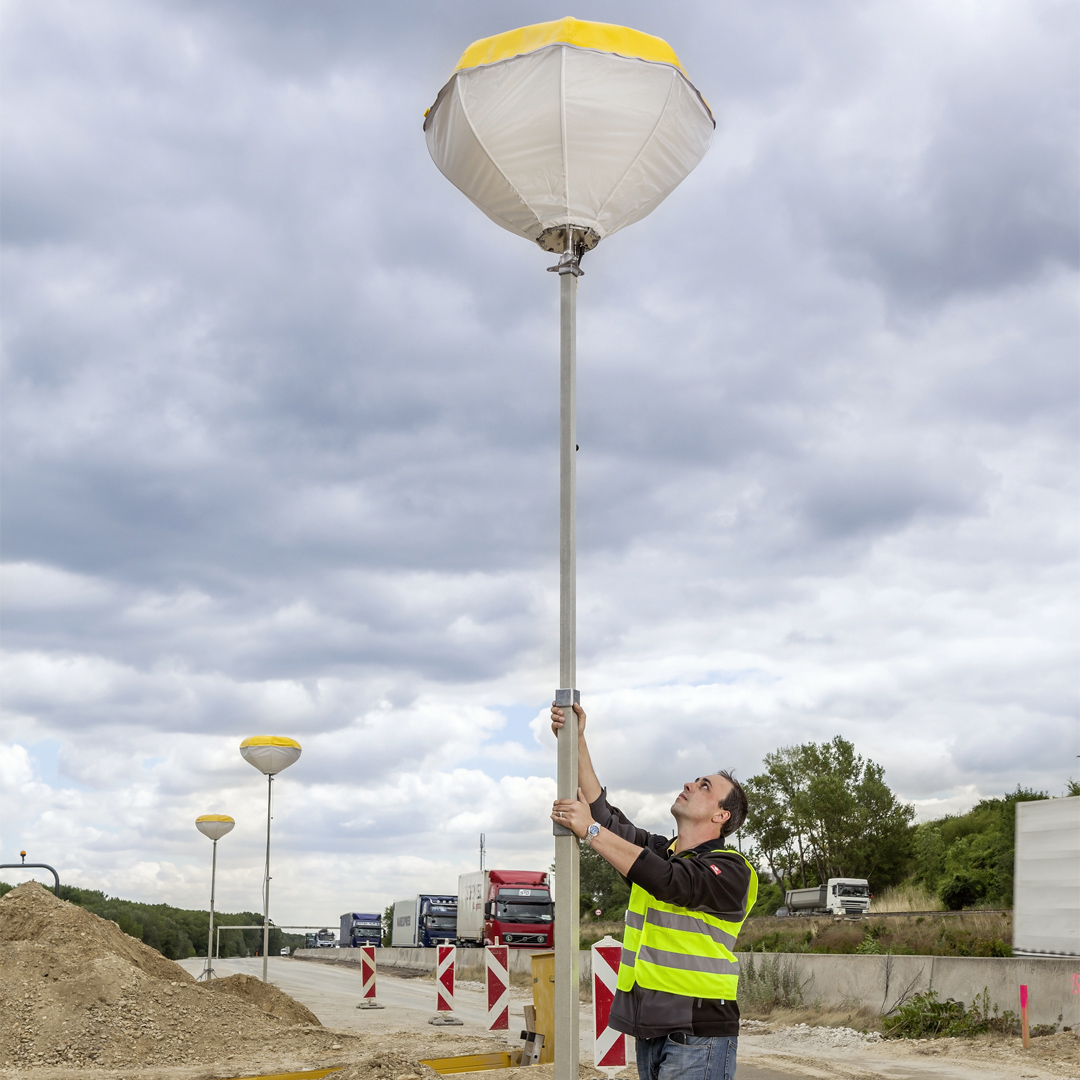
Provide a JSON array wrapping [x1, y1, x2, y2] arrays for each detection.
[[737, 910, 1012, 957], [579, 919, 624, 949], [874, 882, 944, 912]]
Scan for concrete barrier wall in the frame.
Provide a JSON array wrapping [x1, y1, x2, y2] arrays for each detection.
[[739, 952, 1079, 1029], [293, 948, 1078, 1028], [294, 946, 593, 984]]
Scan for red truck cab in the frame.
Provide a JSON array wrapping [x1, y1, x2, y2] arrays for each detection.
[[458, 868, 553, 948]]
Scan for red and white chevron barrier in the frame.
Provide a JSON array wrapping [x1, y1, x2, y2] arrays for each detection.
[[485, 945, 509, 1030], [436, 943, 456, 1012], [361, 946, 376, 999], [592, 936, 626, 1071], [428, 943, 463, 1026], [355, 945, 385, 1010]]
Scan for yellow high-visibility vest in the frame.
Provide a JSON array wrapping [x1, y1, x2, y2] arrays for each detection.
[[617, 846, 758, 1001]]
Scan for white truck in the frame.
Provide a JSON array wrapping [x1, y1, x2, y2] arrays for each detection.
[[1013, 795, 1080, 958], [784, 878, 872, 916], [391, 894, 458, 948]]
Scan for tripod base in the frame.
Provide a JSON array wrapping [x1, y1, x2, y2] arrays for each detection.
[[429, 1014, 463, 1026]]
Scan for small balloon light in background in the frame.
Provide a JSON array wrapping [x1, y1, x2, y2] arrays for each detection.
[[195, 814, 234, 981], [240, 736, 301, 982]]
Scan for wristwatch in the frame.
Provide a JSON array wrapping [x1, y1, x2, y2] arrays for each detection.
[[585, 823, 600, 845]]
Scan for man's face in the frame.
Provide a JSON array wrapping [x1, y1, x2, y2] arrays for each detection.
[[671, 774, 733, 834]]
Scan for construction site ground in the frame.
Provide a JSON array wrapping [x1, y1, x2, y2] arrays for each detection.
[[2, 884, 1076, 1080]]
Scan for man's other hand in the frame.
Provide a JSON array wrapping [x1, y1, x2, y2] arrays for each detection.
[[550, 701, 586, 737], [550, 788, 594, 839]]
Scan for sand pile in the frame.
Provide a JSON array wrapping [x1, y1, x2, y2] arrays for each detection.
[[0, 882, 358, 1072]]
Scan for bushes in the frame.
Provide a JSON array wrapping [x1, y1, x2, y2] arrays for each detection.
[[911, 787, 1050, 909], [939, 875, 985, 911], [883, 987, 1023, 1039], [738, 951, 804, 1011]]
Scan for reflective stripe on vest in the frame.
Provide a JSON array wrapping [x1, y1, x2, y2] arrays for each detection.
[[617, 847, 757, 1001]]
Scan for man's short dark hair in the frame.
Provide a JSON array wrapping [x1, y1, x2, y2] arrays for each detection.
[[716, 770, 748, 839]]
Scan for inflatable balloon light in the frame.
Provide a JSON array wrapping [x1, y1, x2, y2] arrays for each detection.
[[424, 17, 714, 254], [239, 736, 302, 776], [195, 814, 235, 841]]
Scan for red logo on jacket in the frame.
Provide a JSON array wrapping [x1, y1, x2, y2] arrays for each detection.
[[710, 864, 722, 876]]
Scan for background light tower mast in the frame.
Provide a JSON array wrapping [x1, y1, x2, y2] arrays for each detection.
[[240, 735, 302, 982], [195, 814, 235, 981], [425, 19, 714, 1075]]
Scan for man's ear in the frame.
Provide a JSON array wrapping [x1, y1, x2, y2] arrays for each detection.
[[712, 807, 731, 826]]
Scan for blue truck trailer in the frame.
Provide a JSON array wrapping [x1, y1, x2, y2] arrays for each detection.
[[391, 894, 457, 947], [339, 912, 382, 948]]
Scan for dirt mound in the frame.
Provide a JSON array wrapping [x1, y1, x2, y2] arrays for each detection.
[[208, 971, 321, 1025], [333, 1050, 440, 1080], [0, 879, 193, 984], [0, 882, 352, 1072]]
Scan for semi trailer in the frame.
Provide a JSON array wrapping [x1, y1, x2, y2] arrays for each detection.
[[1013, 795, 1080, 958], [784, 878, 872, 916], [339, 911, 382, 948], [391, 894, 458, 947], [456, 869, 553, 947]]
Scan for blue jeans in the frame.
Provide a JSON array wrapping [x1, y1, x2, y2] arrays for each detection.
[[636, 1034, 738, 1080]]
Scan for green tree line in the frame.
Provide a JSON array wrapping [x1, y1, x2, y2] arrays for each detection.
[[576, 735, 1078, 920], [0, 881, 306, 959], [740, 735, 1078, 915]]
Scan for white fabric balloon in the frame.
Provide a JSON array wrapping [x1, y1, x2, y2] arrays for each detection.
[[425, 17, 714, 250], [240, 736, 302, 776], [195, 815, 235, 841]]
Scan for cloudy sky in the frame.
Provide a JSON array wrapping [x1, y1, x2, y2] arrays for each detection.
[[2, 0, 1077, 927]]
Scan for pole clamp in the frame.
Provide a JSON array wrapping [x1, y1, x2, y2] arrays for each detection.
[[547, 249, 583, 277]]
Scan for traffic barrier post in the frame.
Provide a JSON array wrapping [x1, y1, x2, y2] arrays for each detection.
[[429, 943, 463, 1025], [592, 935, 626, 1071], [486, 945, 509, 1030], [355, 946, 385, 1009]]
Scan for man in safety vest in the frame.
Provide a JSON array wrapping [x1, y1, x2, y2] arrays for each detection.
[[551, 702, 756, 1080]]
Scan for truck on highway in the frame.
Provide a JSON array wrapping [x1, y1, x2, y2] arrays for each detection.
[[315, 927, 338, 947], [304, 932, 317, 949], [339, 911, 383, 948], [784, 878, 872, 916], [456, 869, 553, 948], [391, 894, 458, 948], [1013, 795, 1079, 958]]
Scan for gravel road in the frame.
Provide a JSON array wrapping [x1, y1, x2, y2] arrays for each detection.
[[177, 956, 574, 1046], [176, 957, 1078, 1080]]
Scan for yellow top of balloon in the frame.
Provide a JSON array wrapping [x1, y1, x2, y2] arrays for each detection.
[[240, 735, 301, 750], [196, 814, 235, 823], [454, 17, 687, 77]]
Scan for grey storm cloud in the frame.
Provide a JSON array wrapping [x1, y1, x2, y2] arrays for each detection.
[[2, 0, 1076, 917]]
